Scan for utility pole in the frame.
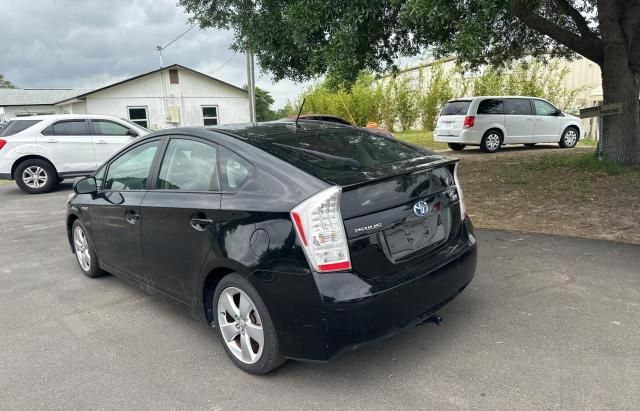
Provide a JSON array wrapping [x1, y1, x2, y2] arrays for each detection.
[[246, 52, 257, 123], [156, 46, 164, 68]]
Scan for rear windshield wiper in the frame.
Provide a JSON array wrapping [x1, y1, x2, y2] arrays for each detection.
[[271, 143, 360, 169]]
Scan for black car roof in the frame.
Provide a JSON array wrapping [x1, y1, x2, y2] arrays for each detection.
[[208, 120, 352, 140]]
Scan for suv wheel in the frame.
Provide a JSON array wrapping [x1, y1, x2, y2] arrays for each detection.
[[480, 131, 502, 153], [15, 159, 58, 194], [448, 143, 466, 151], [213, 273, 285, 374], [559, 127, 579, 148]]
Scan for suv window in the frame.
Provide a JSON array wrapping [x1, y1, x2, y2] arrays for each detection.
[[441, 101, 472, 116], [533, 100, 558, 116], [504, 99, 533, 115], [477, 99, 504, 115], [104, 140, 160, 190], [42, 120, 89, 136], [157, 139, 219, 191], [0, 120, 42, 137], [91, 120, 130, 136]]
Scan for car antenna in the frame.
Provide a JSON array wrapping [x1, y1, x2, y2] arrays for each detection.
[[295, 98, 306, 128]]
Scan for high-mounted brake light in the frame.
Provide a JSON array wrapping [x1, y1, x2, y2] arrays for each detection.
[[463, 116, 475, 128], [0, 139, 6, 151], [290, 186, 352, 273], [453, 163, 467, 220]]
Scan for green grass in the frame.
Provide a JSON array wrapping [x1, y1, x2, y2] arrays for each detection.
[[394, 130, 449, 151], [516, 151, 637, 176], [578, 138, 598, 147]]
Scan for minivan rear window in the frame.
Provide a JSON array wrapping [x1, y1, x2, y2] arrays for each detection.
[[252, 130, 428, 173], [441, 101, 472, 116], [0, 120, 41, 137]]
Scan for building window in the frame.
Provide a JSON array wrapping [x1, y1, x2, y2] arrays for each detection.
[[128, 107, 149, 128], [169, 69, 179, 84], [202, 106, 219, 126]]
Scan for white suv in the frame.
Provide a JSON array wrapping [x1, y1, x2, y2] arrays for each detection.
[[434, 96, 584, 153], [0, 114, 149, 194]]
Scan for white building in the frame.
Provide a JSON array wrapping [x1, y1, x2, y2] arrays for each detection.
[[0, 64, 250, 129]]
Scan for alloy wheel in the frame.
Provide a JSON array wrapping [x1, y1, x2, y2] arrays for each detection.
[[73, 226, 91, 271], [485, 133, 501, 151], [22, 166, 48, 189], [217, 287, 264, 364], [564, 130, 578, 147]]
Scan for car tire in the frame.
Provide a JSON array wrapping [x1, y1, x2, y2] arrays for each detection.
[[448, 143, 466, 151], [559, 127, 579, 148], [14, 159, 58, 194], [213, 273, 285, 374], [71, 220, 107, 278], [524, 143, 536, 147], [480, 130, 502, 153]]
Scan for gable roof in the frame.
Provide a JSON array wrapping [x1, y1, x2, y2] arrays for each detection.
[[0, 88, 92, 106], [60, 64, 247, 103]]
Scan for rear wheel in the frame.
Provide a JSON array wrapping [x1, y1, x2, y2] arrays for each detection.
[[14, 159, 58, 194], [559, 127, 579, 148], [480, 130, 502, 153], [448, 143, 466, 151], [213, 273, 285, 374]]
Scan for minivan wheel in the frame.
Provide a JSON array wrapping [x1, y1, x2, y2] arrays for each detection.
[[448, 143, 466, 151], [480, 131, 502, 153], [14, 159, 58, 194], [213, 273, 285, 374], [71, 220, 106, 278], [559, 127, 579, 148]]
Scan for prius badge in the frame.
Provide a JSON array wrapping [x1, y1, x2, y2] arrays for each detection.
[[413, 200, 429, 218]]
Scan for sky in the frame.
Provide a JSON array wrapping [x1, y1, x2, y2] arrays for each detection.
[[0, 0, 315, 109]]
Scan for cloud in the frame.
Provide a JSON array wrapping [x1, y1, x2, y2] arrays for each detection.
[[0, 0, 309, 108]]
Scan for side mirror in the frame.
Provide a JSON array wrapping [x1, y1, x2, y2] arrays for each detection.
[[74, 177, 98, 195], [554, 109, 563, 116], [128, 129, 139, 137]]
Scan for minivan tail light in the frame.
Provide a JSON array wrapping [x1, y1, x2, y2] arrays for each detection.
[[463, 116, 475, 128], [290, 186, 352, 273], [453, 163, 467, 220], [0, 139, 6, 151]]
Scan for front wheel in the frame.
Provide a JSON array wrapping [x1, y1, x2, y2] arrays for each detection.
[[559, 127, 579, 148], [14, 159, 58, 194], [448, 143, 466, 151], [72, 220, 106, 278], [213, 273, 285, 374]]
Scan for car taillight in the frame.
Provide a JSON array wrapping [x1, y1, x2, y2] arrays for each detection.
[[290, 186, 351, 273], [453, 163, 467, 220], [463, 116, 475, 128], [0, 139, 6, 150]]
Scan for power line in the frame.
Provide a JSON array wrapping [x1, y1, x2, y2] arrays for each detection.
[[158, 22, 198, 52], [208, 51, 238, 75]]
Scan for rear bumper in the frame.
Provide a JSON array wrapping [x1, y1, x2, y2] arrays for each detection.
[[434, 129, 483, 144]]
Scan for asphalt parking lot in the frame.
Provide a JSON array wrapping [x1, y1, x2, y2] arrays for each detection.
[[1, 182, 639, 410]]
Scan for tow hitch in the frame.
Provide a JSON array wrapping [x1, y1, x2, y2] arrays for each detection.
[[419, 314, 443, 326]]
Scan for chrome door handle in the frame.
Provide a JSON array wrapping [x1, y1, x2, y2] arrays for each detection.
[[190, 217, 214, 231]]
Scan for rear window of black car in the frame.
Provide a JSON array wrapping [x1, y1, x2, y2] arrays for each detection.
[[253, 130, 429, 173], [441, 101, 472, 116], [0, 120, 41, 136]]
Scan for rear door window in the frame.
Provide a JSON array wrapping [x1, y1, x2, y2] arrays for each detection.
[[504, 99, 533, 115], [441, 101, 472, 116], [42, 120, 89, 136], [0, 120, 42, 136], [477, 99, 504, 115], [157, 139, 219, 191]]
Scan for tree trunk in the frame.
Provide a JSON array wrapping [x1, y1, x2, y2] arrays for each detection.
[[600, 46, 640, 165]]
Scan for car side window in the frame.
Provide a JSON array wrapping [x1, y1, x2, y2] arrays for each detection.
[[104, 140, 160, 191], [41, 120, 89, 136], [504, 99, 533, 115], [157, 139, 219, 191], [91, 120, 131, 136], [219, 148, 253, 191], [534, 100, 558, 116], [477, 99, 504, 115]]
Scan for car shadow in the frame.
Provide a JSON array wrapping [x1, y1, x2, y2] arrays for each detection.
[[450, 144, 565, 156]]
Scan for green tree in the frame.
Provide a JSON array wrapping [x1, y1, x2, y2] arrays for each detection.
[[419, 62, 454, 131], [254, 87, 276, 121], [0, 74, 15, 89], [181, 0, 640, 165]]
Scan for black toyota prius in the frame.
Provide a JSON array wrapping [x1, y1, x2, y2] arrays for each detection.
[[66, 121, 477, 374]]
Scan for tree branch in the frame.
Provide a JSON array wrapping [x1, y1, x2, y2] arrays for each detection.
[[553, 0, 597, 39], [510, 0, 604, 64]]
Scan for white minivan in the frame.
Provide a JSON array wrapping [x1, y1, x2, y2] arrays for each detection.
[[434, 96, 584, 153], [0, 114, 149, 194]]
